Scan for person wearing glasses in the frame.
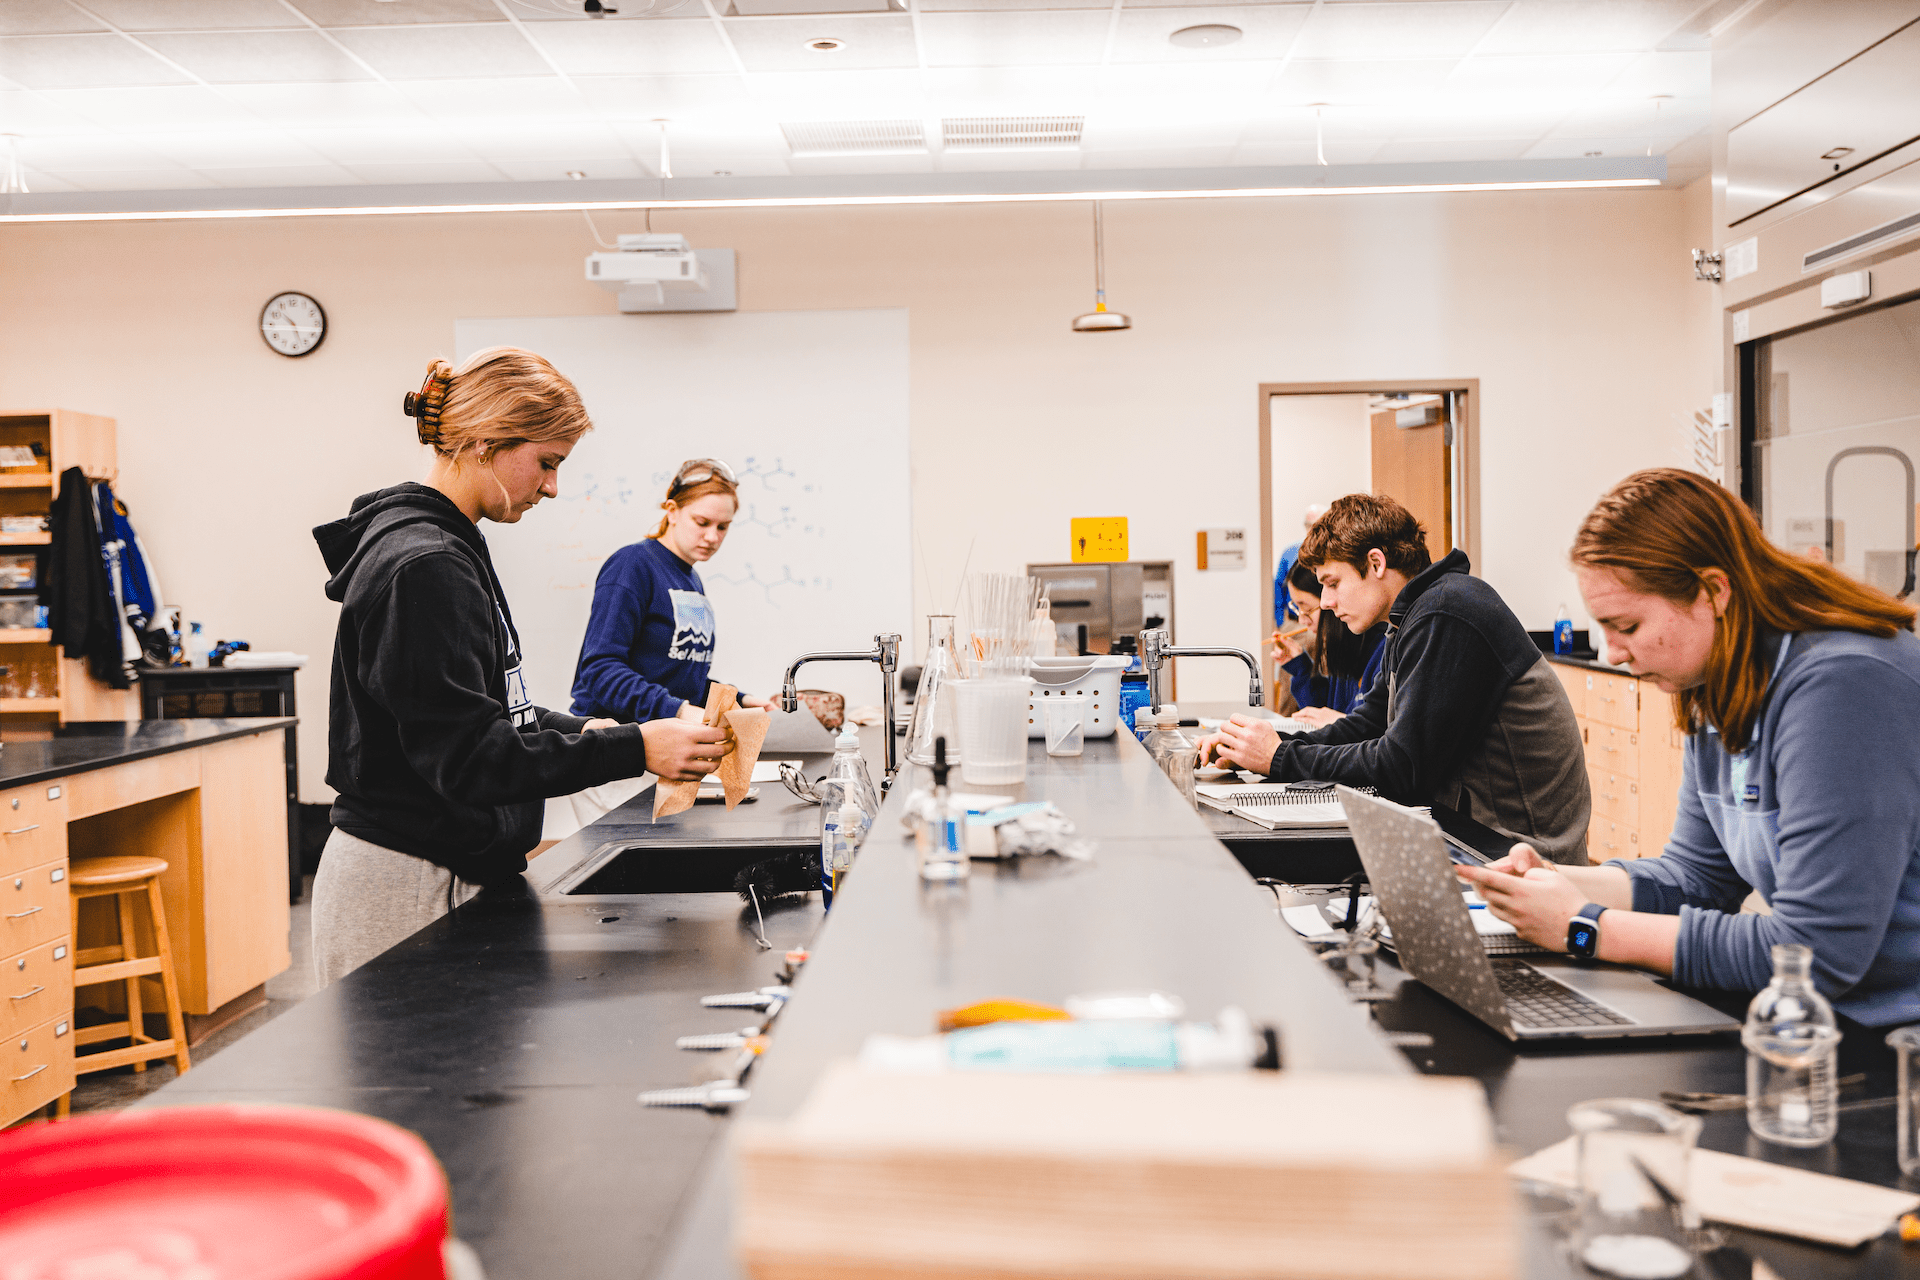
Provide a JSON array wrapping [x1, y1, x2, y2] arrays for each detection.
[[1272, 558, 1386, 728], [569, 458, 768, 725]]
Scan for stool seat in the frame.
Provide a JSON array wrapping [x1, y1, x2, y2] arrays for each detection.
[[69, 855, 172, 886]]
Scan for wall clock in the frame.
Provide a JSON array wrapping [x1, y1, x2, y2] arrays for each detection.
[[260, 291, 326, 357]]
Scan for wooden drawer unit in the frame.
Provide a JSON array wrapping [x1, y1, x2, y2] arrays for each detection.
[[1590, 819, 1641, 861], [1588, 769, 1641, 830], [1584, 672, 1640, 732], [0, 782, 67, 876], [2, 1009, 73, 1123], [2, 937, 71, 1038], [1587, 726, 1640, 779], [0, 859, 71, 956], [1550, 661, 1587, 719]]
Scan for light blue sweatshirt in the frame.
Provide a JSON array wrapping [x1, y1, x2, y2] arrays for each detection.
[[1614, 628, 1920, 1026]]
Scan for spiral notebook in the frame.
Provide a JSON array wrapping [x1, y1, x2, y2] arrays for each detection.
[[1196, 782, 1386, 831]]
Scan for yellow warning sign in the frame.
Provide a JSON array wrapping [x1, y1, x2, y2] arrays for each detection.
[[1070, 517, 1129, 564]]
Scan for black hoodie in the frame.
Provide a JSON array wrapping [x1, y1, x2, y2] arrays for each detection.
[[314, 483, 650, 884], [1263, 549, 1591, 863]]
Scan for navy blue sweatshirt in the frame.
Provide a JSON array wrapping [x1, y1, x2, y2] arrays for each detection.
[[570, 537, 717, 723], [314, 484, 651, 885], [1281, 624, 1386, 715]]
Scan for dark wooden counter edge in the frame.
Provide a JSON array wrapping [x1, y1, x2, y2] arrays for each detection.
[[1543, 652, 1629, 674], [0, 717, 298, 789]]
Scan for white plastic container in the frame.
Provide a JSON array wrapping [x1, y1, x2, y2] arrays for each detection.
[[1027, 656, 1130, 740], [952, 677, 1032, 786]]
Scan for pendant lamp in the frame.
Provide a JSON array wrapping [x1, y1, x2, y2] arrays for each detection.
[[1071, 201, 1130, 332]]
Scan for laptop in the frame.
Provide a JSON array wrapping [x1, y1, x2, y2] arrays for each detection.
[[1337, 787, 1741, 1041]]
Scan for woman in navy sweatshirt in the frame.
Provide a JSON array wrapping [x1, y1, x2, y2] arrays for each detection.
[[312, 350, 728, 985], [1462, 469, 1920, 1027], [569, 459, 765, 724], [1273, 559, 1385, 727]]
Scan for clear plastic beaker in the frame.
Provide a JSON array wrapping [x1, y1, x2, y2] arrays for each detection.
[[1888, 1025, 1920, 1177], [1044, 695, 1087, 757], [952, 677, 1030, 785], [1568, 1097, 1701, 1280]]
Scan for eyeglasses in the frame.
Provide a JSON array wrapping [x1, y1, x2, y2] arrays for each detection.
[[672, 458, 736, 489]]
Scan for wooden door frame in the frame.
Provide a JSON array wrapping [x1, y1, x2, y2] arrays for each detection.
[[1256, 379, 1481, 658]]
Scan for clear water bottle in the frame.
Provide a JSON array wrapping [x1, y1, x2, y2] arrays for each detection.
[[1141, 710, 1198, 807], [824, 724, 881, 836], [1553, 603, 1574, 656], [1743, 943, 1841, 1148]]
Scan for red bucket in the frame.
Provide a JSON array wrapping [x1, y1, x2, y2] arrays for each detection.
[[0, 1104, 450, 1280]]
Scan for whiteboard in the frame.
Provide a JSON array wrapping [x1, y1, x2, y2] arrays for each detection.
[[455, 310, 912, 718]]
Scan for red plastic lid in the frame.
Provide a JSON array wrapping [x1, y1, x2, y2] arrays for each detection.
[[0, 1104, 449, 1280]]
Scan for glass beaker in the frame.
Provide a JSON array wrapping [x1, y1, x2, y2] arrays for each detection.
[[1044, 695, 1086, 757], [1888, 1025, 1920, 1178], [1568, 1097, 1701, 1280], [1743, 943, 1841, 1148], [905, 615, 962, 767], [952, 677, 1029, 786]]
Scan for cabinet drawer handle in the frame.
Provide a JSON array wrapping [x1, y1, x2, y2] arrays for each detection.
[[9, 985, 43, 1000], [4, 825, 39, 835], [12, 1063, 47, 1082], [5, 906, 42, 919]]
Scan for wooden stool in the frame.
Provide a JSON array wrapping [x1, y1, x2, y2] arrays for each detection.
[[69, 855, 190, 1080]]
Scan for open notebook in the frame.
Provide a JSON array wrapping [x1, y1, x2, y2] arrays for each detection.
[[1195, 782, 1385, 831]]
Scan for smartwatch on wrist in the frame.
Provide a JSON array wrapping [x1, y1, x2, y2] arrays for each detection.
[[1566, 903, 1608, 962]]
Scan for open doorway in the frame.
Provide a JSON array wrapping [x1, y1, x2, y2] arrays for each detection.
[[1257, 380, 1480, 706]]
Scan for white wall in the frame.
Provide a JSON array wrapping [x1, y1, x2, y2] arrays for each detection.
[[1268, 392, 1371, 606], [0, 180, 1717, 801]]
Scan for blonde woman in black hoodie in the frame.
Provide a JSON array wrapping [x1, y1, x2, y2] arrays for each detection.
[[311, 348, 726, 984]]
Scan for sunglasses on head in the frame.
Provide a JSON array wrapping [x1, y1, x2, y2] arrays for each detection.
[[672, 458, 736, 489]]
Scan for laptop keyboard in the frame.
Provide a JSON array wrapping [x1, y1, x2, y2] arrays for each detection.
[[1492, 960, 1634, 1028]]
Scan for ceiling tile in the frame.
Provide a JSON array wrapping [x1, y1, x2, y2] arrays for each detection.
[[1546, 94, 1706, 137], [785, 151, 931, 174], [1444, 52, 1633, 99], [1082, 117, 1242, 148], [453, 119, 631, 159], [62, 166, 218, 188], [1520, 132, 1690, 160], [569, 73, 745, 117], [0, 34, 192, 87], [0, 2, 105, 36], [345, 157, 511, 182], [15, 164, 79, 191], [139, 31, 377, 82], [491, 155, 651, 179], [18, 133, 177, 168], [1081, 144, 1233, 167], [917, 64, 1103, 107], [82, 1, 309, 31], [0, 86, 98, 132], [1108, 6, 1310, 63], [1473, 0, 1701, 56], [143, 131, 332, 167], [198, 161, 365, 184], [37, 84, 263, 130], [331, 24, 552, 78], [522, 18, 736, 74], [1272, 57, 1454, 102], [1368, 135, 1533, 162], [1600, 49, 1707, 98], [918, 10, 1110, 68], [219, 79, 420, 123], [288, 0, 508, 25], [724, 14, 917, 72], [1227, 138, 1384, 164], [510, 2, 707, 17], [749, 66, 927, 113], [918, 0, 1108, 11], [1291, 2, 1506, 60], [290, 124, 476, 163], [394, 76, 591, 120]]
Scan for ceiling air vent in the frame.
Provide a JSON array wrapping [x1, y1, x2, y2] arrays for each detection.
[[940, 116, 1083, 151], [781, 120, 927, 157]]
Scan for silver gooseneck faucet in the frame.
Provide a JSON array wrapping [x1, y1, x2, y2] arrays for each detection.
[[780, 633, 902, 788], [1139, 628, 1263, 713]]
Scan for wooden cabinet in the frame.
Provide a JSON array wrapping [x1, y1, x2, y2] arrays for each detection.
[[0, 779, 71, 1121], [1549, 659, 1687, 865]]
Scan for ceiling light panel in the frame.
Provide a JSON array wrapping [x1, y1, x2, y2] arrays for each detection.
[[330, 25, 554, 79], [941, 115, 1081, 149], [723, 14, 919, 72], [1291, 2, 1508, 60], [289, 0, 510, 25], [781, 118, 926, 155], [521, 19, 736, 74], [80, 0, 309, 32], [0, 35, 190, 89], [1108, 6, 1308, 62], [139, 32, 376, 83], [1473, 0, 1702, 56], [918, 10, 1110, 68], [0, 2, 105, 36]]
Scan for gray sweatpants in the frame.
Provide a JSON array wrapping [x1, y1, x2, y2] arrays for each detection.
[[311, 828, 482, 986]]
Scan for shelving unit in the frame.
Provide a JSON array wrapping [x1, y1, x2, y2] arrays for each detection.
[[0, 410, 139, 727]]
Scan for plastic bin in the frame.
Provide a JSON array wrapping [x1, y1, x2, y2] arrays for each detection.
[[1027, 656, 1130, 740]]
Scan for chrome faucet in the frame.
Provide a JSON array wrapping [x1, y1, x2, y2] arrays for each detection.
[[780, 633, 901, 787], [1139, 628, 1263, 713]]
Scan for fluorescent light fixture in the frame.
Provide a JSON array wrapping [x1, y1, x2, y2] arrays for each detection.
[[0, 178, 1658, 224]]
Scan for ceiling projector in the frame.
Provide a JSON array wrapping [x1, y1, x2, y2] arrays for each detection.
[[586, 233, 736, 313]]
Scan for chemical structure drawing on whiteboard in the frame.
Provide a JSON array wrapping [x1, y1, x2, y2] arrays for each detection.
[[704, 563, 834, 602], [744, 504, 796, 537]]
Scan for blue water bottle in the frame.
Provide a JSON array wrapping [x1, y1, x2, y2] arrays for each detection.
[[1119, 672, 1154, 742], [1553, 604, 1574, 656]]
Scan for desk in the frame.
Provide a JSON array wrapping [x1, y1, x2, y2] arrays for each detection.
[[2, 719, 295, 1126]]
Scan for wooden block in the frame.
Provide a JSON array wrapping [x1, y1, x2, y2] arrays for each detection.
[[737, 1066, 1515, 1280]]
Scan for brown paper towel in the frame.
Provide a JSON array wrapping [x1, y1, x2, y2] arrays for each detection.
[[653, 683, 738, 820], [719, 708, 770, 809]]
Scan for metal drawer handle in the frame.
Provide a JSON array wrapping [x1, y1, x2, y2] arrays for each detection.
[[3, 824, 38, 835], [12, 1064, 46, 1082], [5, 907, 42, 919], [10, 985, 43, 1000]]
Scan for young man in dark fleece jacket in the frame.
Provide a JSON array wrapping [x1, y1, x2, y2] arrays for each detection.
[[1203, 494, 1591, 863]]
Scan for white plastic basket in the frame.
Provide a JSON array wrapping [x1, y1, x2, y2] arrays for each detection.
[[1027, 656, 1130, 739]]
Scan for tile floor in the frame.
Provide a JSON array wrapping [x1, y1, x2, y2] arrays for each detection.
[[58, 875, 320, 1115]]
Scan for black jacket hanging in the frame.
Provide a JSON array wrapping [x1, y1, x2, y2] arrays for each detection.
[[41, 466, 129, 688]]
